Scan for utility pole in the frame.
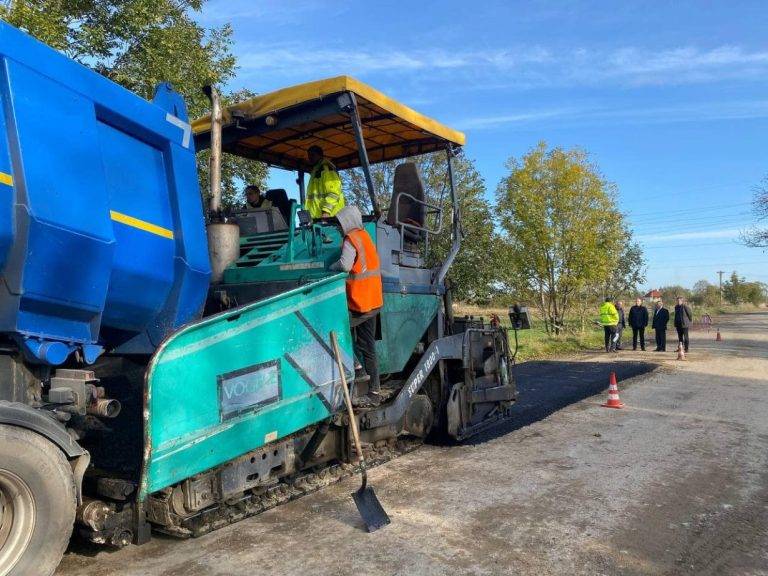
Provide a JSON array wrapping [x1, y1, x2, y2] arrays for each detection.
[[717, 270, 724, 306]]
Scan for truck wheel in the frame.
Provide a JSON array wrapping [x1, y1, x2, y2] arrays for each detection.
[[0, 424, 76, 576]]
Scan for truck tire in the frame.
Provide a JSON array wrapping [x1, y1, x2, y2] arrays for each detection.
[[0, 424, 76, 576]]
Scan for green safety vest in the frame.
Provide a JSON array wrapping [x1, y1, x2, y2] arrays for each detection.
[[599, 302, 619, 326], [305, 160, 345, 218]]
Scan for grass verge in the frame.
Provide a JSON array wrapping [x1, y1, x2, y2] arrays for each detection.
[[454, 304, 604, 362]]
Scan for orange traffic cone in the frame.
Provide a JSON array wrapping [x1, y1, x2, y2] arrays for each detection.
[[715, 329, 722, 341], [677, 342, 686, 361], [602, 371, 624, 409]]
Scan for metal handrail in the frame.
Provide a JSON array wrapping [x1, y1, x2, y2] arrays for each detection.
[[434, 146, 461, 287], [393, 192, 443, 235], [286, 202, 298, 262]]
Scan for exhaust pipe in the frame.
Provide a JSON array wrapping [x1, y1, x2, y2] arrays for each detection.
[[203, 85, 240, 283], [88, 398, 121, 418], [203, 85, 223, 215]]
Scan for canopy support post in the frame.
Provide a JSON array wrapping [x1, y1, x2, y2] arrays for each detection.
[[297, 170, 306, 206], [434, 145, 462, 287], [346, 92, 380, 217], [202, 85, 223, 217]]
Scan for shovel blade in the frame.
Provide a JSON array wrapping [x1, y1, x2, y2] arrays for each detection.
[[352, 486, 390, 532]]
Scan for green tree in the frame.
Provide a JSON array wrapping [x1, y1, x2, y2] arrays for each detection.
[[1, 0, 266, 208], [723, 271, 767, 305], [741, 281, 767, 306], [723, 271, 742, 305], [691, 280, 720, 307], [495, 142, 635, 334], [342, 152, 500, 302], [658, 285, 691, 303], [742, 177, 768, 248], [603, 234, 646, 297]]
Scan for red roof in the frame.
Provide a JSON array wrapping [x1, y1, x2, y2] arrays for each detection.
[[645, 289, 661, 298]]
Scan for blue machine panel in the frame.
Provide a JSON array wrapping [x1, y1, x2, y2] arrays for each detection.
[[0, 73, 15, 275], [0, 22, 211, 363], [99, 121, 176, 333]]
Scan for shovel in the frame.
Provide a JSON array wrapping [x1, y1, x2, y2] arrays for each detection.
[[330, 331, 391, 532]]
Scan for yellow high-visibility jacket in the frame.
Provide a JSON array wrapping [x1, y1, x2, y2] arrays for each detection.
[[599, 302, 619, 326], [305, 160, 345, 218]]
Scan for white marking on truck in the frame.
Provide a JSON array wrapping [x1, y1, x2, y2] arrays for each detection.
[[165, 113, 192, 148]]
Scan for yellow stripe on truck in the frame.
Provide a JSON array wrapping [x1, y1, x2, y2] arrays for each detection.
[[0, 172, 13, 187], [110, 210, 174, 240]]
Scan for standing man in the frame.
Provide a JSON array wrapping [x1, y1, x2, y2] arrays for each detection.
[[244, 184, 272, 209], [628, 297, 649, 351], [674, 296, 693, 352], [652, 299, 670, 352], [615, 300, 627, 350], [599, 297, 620, 353], [305, 145, 345, 219], [330, 206, 382, 406]]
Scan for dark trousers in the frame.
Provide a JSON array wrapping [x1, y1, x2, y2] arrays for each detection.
[[603, 325, 618, 351], [675, 326, 689, 352], [632, 327, 645, 350], [350, 310, 380, 393], [655, 329, 666, 351]]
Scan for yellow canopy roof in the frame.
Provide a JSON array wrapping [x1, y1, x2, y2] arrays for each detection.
[[192, 76, 465, 171]]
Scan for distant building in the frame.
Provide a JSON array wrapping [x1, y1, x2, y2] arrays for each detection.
[[644, 289, 662, 303]]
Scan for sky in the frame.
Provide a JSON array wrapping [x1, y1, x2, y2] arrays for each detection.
[[196, 0, 768, 290]]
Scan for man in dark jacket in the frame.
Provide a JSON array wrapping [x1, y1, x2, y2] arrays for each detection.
[[615, 301, 627, 350], [674, 296, 693, 352], [652, 300, 669, 352], [628, 297, 649, 351]]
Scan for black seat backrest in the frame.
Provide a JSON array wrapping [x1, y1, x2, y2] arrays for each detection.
[[387, 162, 426, 243], [234, 208, 287, 235], [265, 188, 291, 223]]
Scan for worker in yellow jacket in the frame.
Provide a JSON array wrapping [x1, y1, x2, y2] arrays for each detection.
[[599, 297, 620, 353], [305, 145, 345, 218]]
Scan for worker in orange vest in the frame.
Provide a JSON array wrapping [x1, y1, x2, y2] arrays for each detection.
[[330, 206, 383, 407]]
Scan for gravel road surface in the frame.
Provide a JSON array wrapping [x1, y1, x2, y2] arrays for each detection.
[[57, 312, 768, 576]]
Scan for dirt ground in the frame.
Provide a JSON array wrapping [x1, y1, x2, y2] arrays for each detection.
[[57, 312, 768, 576]]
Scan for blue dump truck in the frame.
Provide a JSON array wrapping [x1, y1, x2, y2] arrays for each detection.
[[0, 21, 525, 576]]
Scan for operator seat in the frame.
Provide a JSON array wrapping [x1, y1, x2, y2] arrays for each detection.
[[265, 188, 292, 223], [386, 162, 426, 244]]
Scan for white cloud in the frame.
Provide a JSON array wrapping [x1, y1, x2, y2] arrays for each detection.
[[637, 229, 742, 243], [235, 45, 553, 79], [195, 0, 341, 25], [456, 109, 575, 130], [456, 100, 768, 131], [233, 42, 768, 89], [593, 46, 768, 86]]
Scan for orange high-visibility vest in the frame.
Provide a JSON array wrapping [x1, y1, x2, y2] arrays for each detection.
[[345, 228, 383, 313]]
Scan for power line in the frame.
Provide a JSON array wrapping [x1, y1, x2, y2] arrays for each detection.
[[630, 210, 752, 226], [631, 210, 752, 223], [634, 216, 751, 233], [633, 222, 749, 236], [650, 260, 768, 270], [641, 241, 741, 250], [626, 179, 755, 203], [636, 224, 748, 237], [627, 201, 753, 218]]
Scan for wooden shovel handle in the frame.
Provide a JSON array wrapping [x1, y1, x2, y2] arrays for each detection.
[[330, 331, 367, 475]]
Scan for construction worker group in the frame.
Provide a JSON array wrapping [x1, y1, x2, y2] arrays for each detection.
[[600, 296, 694, 354]]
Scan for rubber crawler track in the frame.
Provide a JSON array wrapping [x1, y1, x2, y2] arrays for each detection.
[[155, 437, 423, 538]]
